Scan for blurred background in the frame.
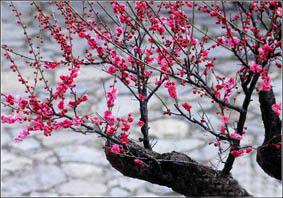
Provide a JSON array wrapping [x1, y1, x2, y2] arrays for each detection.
[[1, 2, 282, 197]]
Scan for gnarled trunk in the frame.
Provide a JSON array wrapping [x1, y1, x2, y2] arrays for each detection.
[[105, 141, 250, 196], [257, 90, 282, 180]]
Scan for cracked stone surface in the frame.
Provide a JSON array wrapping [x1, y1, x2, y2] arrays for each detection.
[[1, 2, 282, 197]]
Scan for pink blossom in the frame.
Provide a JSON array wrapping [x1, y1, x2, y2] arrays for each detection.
[[137, 120, 144, 127], [220, 125, 226, 133], [15, 129, 30, 143], [5, 94, 15, 105], [164, 81, 177, 99], [148, 37, 154, 43], [160, 58, 170, 72], [128, 56, 135, 63], [108, 66, 117, 74], [18, 98, 28, 109], [230, 132, 242, 140], [57, 100, 64, 110], [261, 74, 271, 91], [110, 144, 121, 154], [228, 36, 239, 47], [79, 95, 89, 102], [134, 158, 145, 168], [272, 104, 281, 117], [88, 37, 97, 49], [231, 147, 253, 157], [270, 1, 279, 6], [138, 94, 146, 101], [115, 27, 123, 36], [214, 90, 221, 98], [73, 116, 84, 126], [104, 110, 115, 125], [107, 87, 118, 107], [134, 47, 142, 55], [277, 7, 282, 17], [127, 113, 134, 123], [205, 61, 214, 69], [258, 47, 265, 56], [221, 115, 229, 123], [44, 122, 53, 136], [216, 36, 226, 45], [215, 84, 223, 90], [145, 49, 153, 56], [68, 100, 76, 108], [200, 50, 209, 57], [78, 31, 89, 38], [186, 2, 193, 8], [106, 126, 117, 135], [120, 132, 128, 144], [231, 149, 244, 157], [182, 102, 192, 112], [61, 119, 73, 128], [44, 61, 60, 69], [228, 77, 236, 86], [144, 70, 153, 77], [224, 96, 230, 103], [121, 120, 131, 131], [250, 62, 263, 73], [1, 114, 16, 124], [97, 46, 104, 56], [112, 2, 126, 14], [14, 113, 24, 124], [263, 44, 273, 52], [243, 147, 253, 154], [90, 116, 101, 125], [103, 32, 111, 41], [168, 85, 177, 99]]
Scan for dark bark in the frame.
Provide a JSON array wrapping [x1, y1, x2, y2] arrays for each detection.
[[257, 89, 282, 180], [223, 73, 261, 175], [105, 141, 250, 196]]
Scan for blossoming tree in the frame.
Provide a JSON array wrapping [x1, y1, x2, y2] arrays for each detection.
[[1, 1, 282, 196]]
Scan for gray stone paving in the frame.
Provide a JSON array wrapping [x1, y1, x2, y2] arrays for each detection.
[[1, 2, 282, 197]]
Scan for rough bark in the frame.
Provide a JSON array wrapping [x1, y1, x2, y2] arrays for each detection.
[[257, 90, 282, 180], [105, 141, 250, 196]]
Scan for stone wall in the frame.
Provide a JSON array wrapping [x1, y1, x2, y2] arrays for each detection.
[[1, 2, 282, 197]]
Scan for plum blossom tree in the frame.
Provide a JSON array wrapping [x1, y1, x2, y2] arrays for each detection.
[[1, 1, 282, 196]]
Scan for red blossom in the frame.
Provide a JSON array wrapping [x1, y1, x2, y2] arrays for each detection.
[[106, 87, 118, 107], [18, 98, 28, 109], [138, 94, 146, 101], [44, 61, 60, 69], [5, 94, 15, 105], [230, 132, 243, 141], [272, 104, 281, 117], [134, 158, 145, 168], [120, 132, 129, 144], [110, 144, 121, 154], [250, 62, 263, 73], [137, 120, 144, 127], [182, 102, 192, 112], [231, 150, 244, 157], [221, 115, 229, 123]]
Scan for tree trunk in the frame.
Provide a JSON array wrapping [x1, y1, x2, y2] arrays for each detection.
[[105, 141, 250, 196], [257, 90, 281, 180]]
